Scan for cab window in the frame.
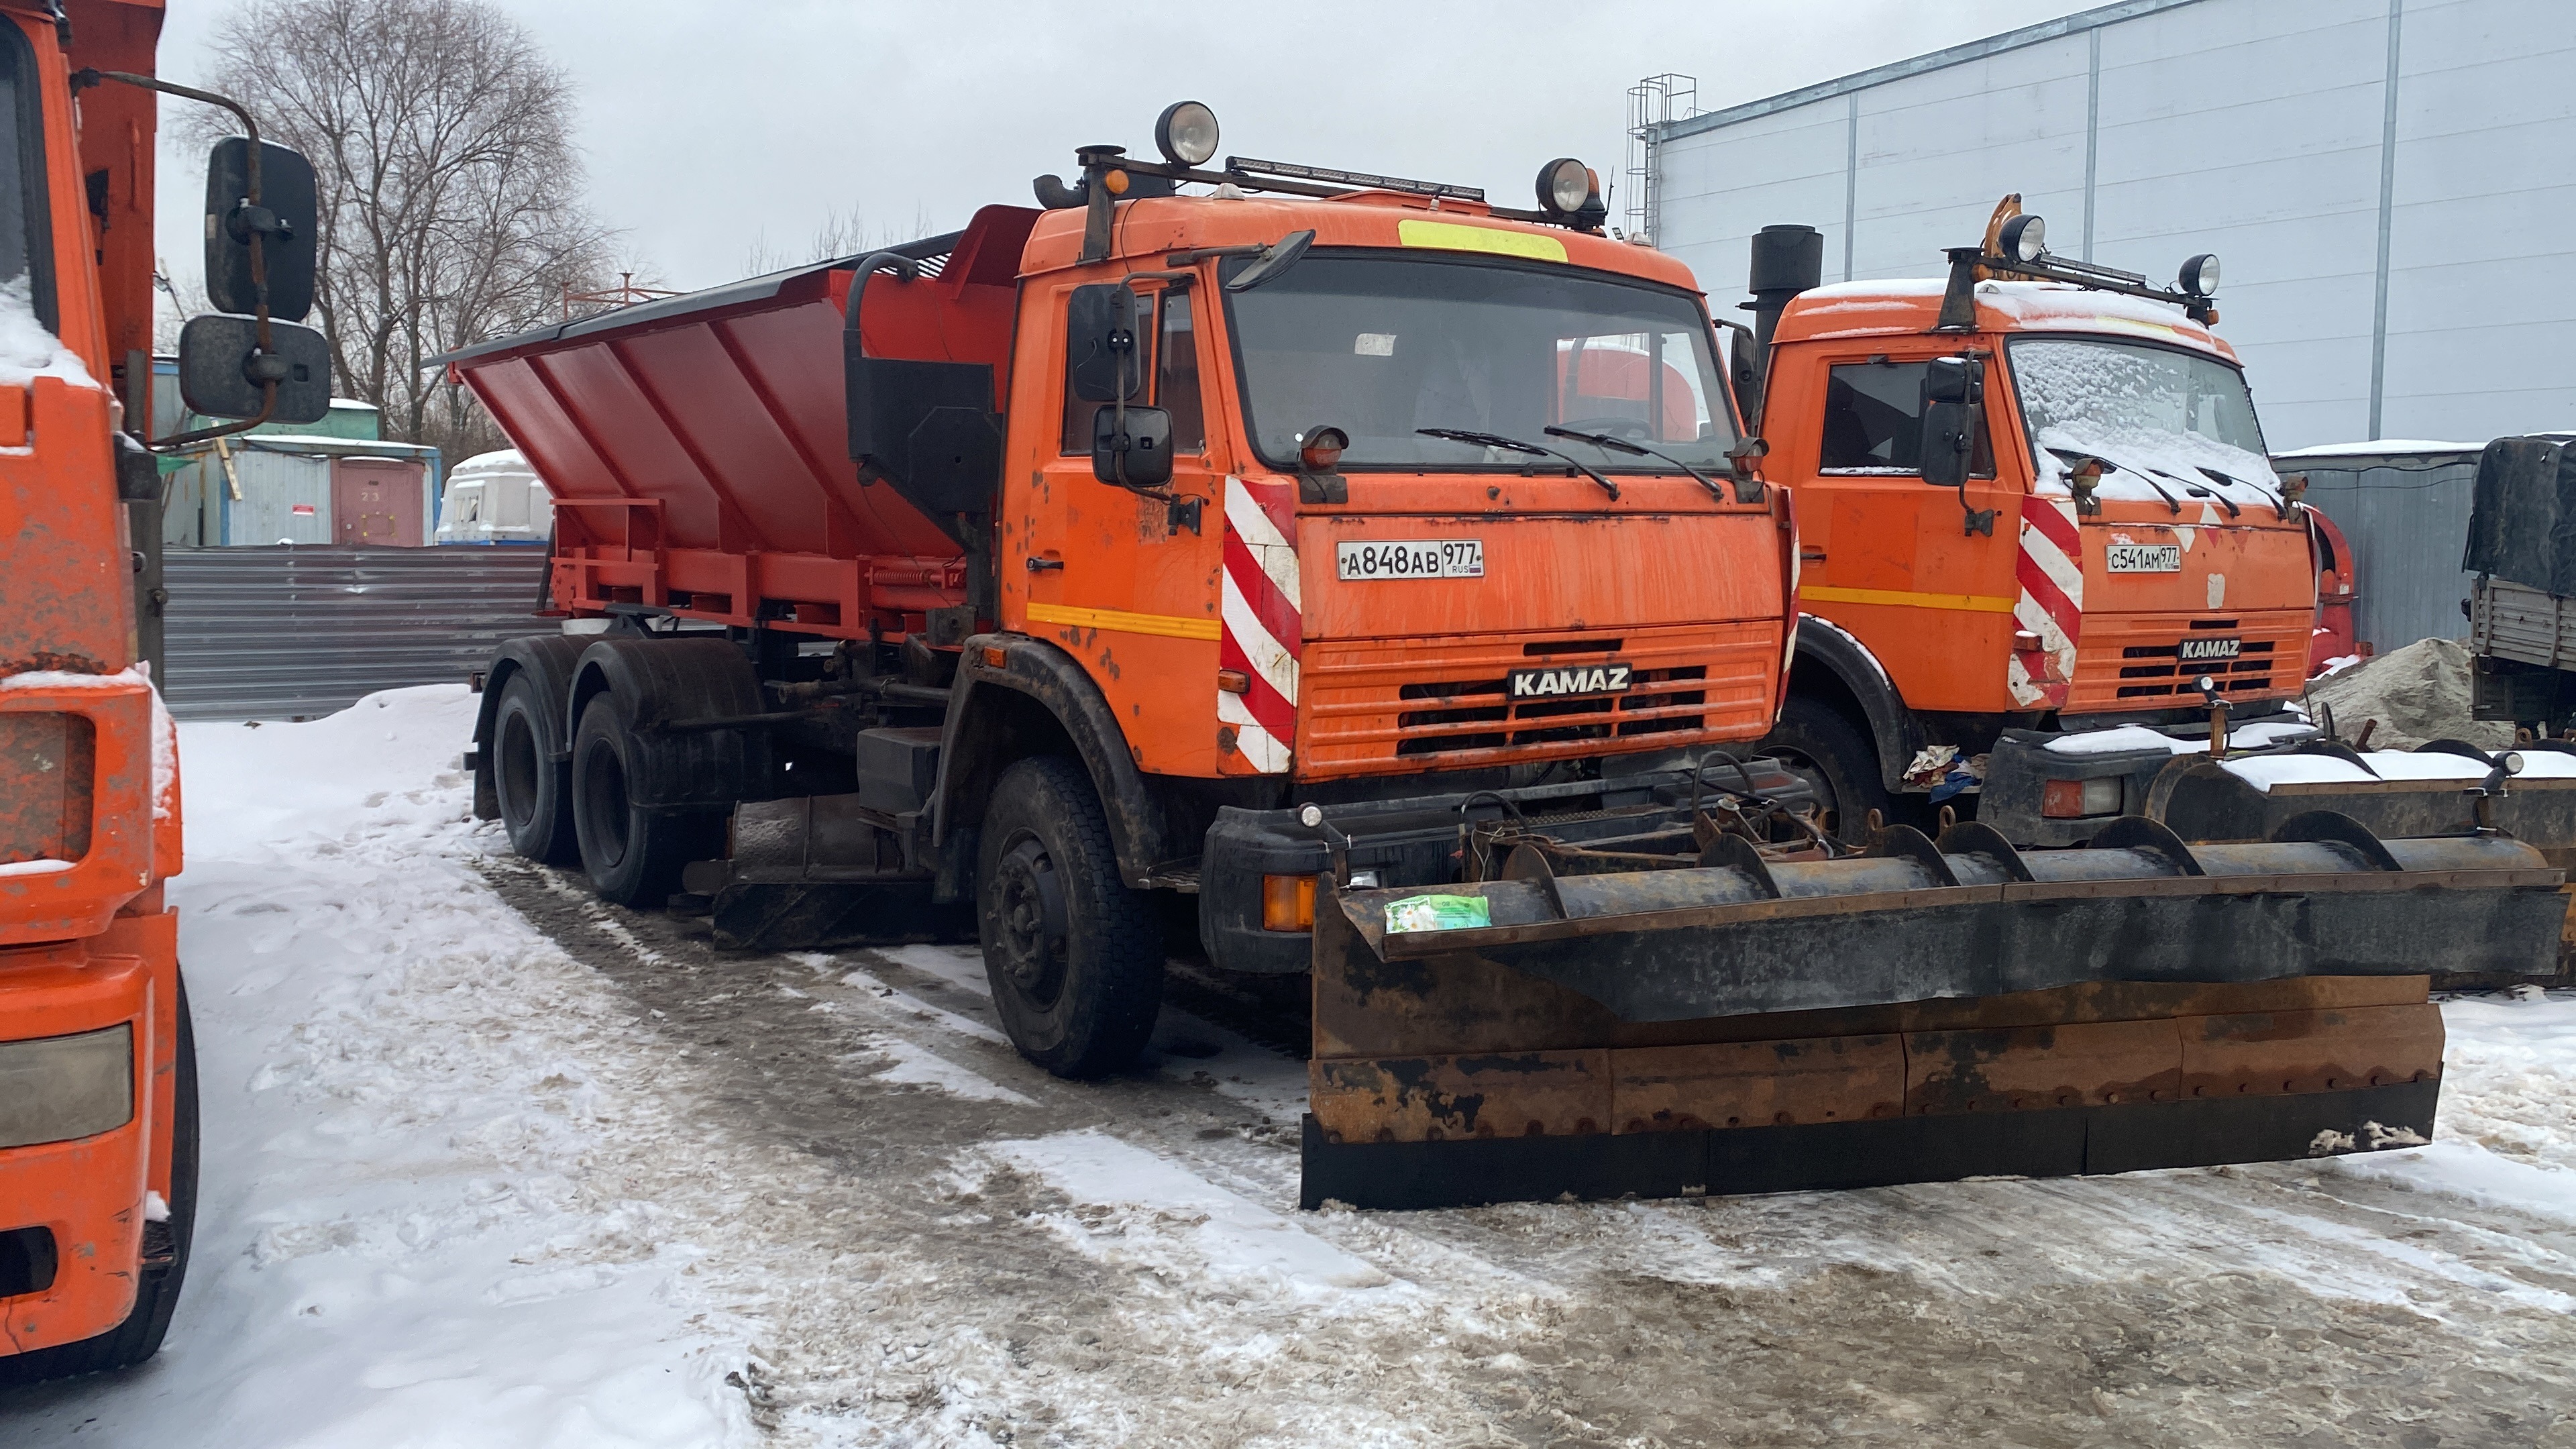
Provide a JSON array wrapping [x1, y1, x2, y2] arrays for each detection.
[[1819, 360, 1992, 478], [1159, 291, 1205, 452], [0, 22, 54, 331]]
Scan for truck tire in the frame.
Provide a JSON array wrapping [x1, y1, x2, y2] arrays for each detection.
[[977, 756, 1163, 1078], [571, 696, 722, 908], [0, 973, 199, 1385], [1760, 695, 1894, 845], [492, 668, 577, 865]]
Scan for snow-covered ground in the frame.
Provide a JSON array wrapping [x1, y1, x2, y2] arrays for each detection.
[[5, 684, 2576, 1446]]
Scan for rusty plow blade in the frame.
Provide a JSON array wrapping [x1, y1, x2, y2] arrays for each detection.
[[1301, 812, 2565, 1210], [2149, 749, 2576, 985]]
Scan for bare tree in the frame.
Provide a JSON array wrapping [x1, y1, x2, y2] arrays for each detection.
[[196, 0, 617, 461], [740, 205, 937, 278]]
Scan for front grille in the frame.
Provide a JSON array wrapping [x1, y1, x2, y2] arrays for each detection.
[[1395, 663, 1712, 756], [1302, 622, 1779, 777], [2065, 611, 2306, 712]]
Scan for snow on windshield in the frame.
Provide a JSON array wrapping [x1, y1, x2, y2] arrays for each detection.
[[2010, 336, 2279, 510]]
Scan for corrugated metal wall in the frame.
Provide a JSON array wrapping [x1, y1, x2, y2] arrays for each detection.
[[161, 547, 553, 721], [2290, 449, 2481, 651], [1648, 0, 2576, 449]]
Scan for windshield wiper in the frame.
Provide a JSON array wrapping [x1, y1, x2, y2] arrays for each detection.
[[1544, 425, 1751, 504], [2048, 446, 2181, 515], [2198, 466, 2288, 521], [1417, 427, 1620, 500]]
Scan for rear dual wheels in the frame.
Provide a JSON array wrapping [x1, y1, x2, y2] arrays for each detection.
[[492, 669, 577, 865], [572, 696, 722, 908], [978, 757, 1164, 1078]]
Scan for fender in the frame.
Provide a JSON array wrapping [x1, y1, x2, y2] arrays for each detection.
[[467, 633, 588, 820], [932, 633, 1167, 888], [1789, 613, 1928, 793], [568, 636, 771, 810]]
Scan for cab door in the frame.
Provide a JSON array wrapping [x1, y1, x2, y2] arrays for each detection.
[[1010, 278, 1224, 775], [1786, 346, 2019, 713]]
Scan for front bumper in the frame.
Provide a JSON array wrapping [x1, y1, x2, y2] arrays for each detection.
[[1197, 759, 1815, 973], [1981, 712, 2317, 847], [0, 936, 160, 1354]]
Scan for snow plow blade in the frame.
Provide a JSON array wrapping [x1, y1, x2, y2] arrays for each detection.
[[1301, 812, 2563, 1210], [2148, 749, 2576, 985]]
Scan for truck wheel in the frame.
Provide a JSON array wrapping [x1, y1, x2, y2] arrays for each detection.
[[572, 696, 720, 908], [977, 756, 1163, 1078], [0, 973, 199, 1385], [1760, 696, 1894, 844], [492, 669, 577, 865]]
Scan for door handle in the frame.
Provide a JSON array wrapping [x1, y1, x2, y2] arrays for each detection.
[[1026, 557, 1064, 572]]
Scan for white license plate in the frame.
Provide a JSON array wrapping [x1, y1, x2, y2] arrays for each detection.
[[2106, 543, 2182, 574], [1335, 539, 1485, 580]]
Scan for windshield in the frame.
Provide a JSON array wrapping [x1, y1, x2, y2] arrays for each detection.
[[2009, 337, 2277, 502], [1222, 252, 1736, 473]]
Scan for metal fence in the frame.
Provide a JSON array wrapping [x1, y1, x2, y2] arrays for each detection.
[[161, 547, 552, 720], [2287, 449, 2484, 655]]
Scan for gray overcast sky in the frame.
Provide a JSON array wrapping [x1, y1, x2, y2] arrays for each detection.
[[150, 0, 2086, 303]]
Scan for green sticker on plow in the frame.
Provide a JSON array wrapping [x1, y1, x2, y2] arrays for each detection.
[[1384, 894, 1492, 934]]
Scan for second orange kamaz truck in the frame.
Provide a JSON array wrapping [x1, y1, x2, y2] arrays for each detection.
[[1737, 203, 2327, 846]]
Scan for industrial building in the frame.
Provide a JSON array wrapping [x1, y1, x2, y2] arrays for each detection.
[[1633, 0, 2576, 450]]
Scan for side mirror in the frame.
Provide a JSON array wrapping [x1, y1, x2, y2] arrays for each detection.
[[1093, 405, 1174, 488], [205, 138, 319, 322], [1067, 284, 1146, 402], [1223, 229, 1316, 293], [1918, 355, 1984, 489], [176, 314, 331, 423]]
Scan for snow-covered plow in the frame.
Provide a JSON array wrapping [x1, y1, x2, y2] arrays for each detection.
[[1300, 801, 2565, 1210]]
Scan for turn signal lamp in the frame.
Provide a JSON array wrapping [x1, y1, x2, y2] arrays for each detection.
[[1262, 873, 1316, 931], [1156, 101, 1220, 168], [2000, 213, 2046, 263], [2179, 253, 2221, 297], [2041, 777, 2121, 819], [1538, 158, 1594, 217]]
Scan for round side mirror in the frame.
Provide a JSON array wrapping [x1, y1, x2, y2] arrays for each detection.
[[1224, 229, 1316, 293]]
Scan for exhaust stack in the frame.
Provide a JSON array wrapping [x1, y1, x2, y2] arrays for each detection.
[[1735, 223, 1823, 429]]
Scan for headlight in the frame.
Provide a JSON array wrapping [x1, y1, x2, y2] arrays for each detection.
[[1537, 157, 1594, 216], [2000, 213, 2046, 263], [2179, 252, 2220, 297], [0, 1024, 133, 1149], [1155, 101, 1220, 168]]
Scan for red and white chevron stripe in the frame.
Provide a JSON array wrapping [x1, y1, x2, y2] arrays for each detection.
[[2008, 497, 2084, 709], [1220, 476, 1299, 773]]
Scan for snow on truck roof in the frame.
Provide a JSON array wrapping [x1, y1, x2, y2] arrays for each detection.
[[1776, 278, 2232, 356]]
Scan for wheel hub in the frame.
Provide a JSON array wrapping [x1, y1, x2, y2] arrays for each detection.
[[994, 836, 1069, 1004]]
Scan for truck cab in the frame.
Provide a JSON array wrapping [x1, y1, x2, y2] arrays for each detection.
[[1743, 209, 2318, 845]]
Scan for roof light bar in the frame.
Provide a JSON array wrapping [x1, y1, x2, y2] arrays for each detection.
[[1223, 156, 1485, 203]]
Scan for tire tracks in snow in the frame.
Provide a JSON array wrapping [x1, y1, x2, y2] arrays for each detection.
[[477, 855, 2576, 1448]]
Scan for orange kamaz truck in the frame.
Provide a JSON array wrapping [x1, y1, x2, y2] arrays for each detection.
[[1737, 203, 2328, 847], [447, 109, 2562, 1211], [3, 0, 325, 1380]]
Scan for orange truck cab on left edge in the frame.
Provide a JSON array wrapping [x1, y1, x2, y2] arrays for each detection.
[[0, 0, 193, 1379], [5, 0, 327, 1382]]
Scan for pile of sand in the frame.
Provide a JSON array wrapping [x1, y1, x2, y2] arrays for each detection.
[[2303, 637, 2511, 751]]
